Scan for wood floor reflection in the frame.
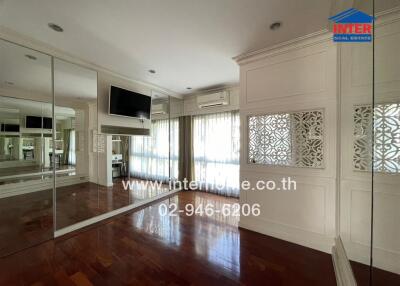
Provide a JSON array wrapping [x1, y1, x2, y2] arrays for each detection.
[[56, 178, 170, 229], [0, 191, 336, 285], [0, 178, 170, 256]]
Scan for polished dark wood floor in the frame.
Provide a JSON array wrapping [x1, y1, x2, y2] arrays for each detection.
[[0, 188, 53, 256], [0, 178, 170, 256], [0, 191, 337, 286]]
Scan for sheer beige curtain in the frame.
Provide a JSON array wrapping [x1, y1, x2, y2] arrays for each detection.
[[192, 111, 240, 197]]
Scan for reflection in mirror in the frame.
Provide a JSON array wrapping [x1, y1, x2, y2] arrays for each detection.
[[129, 94, 170, 203], [53, 58, 99, 230], [0, 97, 53, 181], [338, 3, 400, 285], [0, 39, 53, 256], [169, 96, 184, 189], [102, 134, 131, 211], [371, 3, 400, 284]]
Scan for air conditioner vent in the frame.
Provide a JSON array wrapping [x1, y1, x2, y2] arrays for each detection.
[[151, 103, 168, 115], [197, 91, 229, 108]]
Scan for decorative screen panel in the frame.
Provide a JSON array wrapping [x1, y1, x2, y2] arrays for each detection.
[[248, 110, 324, 168], [353, 105, 373, 171], [353, 103, 400, 173]]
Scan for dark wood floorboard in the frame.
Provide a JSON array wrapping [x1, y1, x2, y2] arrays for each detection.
[[0, 178, 170, 256], [0, 188, 53, 256], [0, 191, 337, 286]]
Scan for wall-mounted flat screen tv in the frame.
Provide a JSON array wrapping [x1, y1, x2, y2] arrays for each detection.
[[109, 85, 151, 119], [4, 124, 20, 132], [26, 116, 53, 129], [26, 116, 42, 128], [43, 117, 53, 129]]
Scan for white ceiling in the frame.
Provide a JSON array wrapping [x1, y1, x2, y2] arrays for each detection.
[[0, 0, 333, 95], [0, 39, 52, 100], [0, 39, 97, 102]]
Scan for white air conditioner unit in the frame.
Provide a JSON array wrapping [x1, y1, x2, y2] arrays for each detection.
[[197, 91, 230, 108], [151, 103, 168, 115]]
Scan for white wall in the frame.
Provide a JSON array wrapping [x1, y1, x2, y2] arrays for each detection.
[[235, 32, 338, 253]]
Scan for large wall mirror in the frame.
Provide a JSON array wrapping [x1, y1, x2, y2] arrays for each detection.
[[0, 38, 184, 256], [0, 39, 53, 256], [54, 58, 99, 230]]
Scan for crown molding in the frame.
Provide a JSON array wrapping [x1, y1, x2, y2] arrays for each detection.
[[233, 29, 333, 65], [376, 5, 400, 18], [0, 25, 182, 99]]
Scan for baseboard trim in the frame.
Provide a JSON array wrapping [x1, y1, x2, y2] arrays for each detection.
[[239, 217, 334, 253], [332, 237, 357, 286], [55, 188, 181, 237]]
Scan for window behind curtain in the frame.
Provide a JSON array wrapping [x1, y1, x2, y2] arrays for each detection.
[[192, 111, 240, 197], [130, 118, 179, 182]]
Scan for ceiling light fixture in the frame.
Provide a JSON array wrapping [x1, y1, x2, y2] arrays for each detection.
[[25, 54, 37, 60], [148, 69, 156, 74], [186, 87, 192, 90], [270, 21, 282, 31], [48, 23, 64, 32]]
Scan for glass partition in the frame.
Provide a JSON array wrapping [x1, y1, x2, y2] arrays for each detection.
[[0, 39, 53, 256]]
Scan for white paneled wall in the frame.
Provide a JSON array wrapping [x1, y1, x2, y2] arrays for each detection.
[[235, 9, 400, 274], [235, 32, 337, 253]]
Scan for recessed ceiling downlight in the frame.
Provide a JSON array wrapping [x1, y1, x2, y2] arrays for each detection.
[[25, 54, 37, 60], [270, 21, 282, 31], [186, 87, 192, 90], [48, 23, 64, 32], [148, 69, 156, 74]]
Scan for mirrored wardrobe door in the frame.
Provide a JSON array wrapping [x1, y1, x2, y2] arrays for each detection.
[[338, 2, 374, 285], [53, 58, 99, 230], [0, 39, 53, 256], [372, 3, 400, 284]]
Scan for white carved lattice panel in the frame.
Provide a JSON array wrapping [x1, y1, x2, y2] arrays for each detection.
[[353, 105, 373, 171], [248, 110, 324, 168], [353, 103, 400, 173], [292, 111, 324, 168]]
